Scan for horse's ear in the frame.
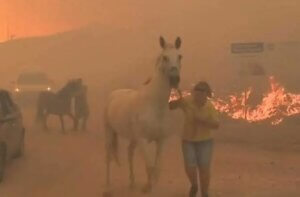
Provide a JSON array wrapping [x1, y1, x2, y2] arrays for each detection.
[[159, 36, 166, 49], [175, 37, 181, 49]]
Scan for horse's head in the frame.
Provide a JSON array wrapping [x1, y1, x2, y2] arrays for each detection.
[[59, 78, 83, 98], [69, 78, 83, 96], [156, 36, 182, 88]]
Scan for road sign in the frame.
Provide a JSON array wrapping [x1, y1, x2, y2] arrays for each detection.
[[231, 42, 264, 54]]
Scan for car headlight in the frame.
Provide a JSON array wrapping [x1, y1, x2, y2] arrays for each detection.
[[47, 87, 51, 91], [15, 88, 20, 92]]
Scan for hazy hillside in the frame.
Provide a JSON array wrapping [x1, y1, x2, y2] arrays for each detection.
[[0, 22, 299, 95]]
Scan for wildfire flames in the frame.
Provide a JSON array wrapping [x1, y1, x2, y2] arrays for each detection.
[[169, 76, 300, 125]]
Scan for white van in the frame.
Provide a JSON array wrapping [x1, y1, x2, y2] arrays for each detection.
[[12, 71, 54, 105]]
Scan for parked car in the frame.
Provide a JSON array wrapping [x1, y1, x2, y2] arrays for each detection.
[[12, 71, 54, 105], [0, 89, 25, 182]]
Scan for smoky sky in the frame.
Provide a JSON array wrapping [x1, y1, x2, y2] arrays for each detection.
[[1, 0, 300, 41]]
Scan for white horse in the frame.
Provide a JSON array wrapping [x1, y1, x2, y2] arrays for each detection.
[[103, 36, 182, 196]]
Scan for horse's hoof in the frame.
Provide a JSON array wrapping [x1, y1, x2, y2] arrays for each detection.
[[102, 191, 113, 197], [153, 170, 160, 183], [142, 184, 152, 194], [129, 183, 136, 191]]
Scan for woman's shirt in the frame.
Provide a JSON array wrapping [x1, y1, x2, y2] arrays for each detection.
[[169, 95, 219, 142]]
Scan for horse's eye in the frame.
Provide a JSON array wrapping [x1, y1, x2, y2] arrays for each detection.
[[163, 56, 169, 62]]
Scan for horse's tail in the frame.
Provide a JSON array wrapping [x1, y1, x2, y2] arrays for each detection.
[[35, 93, 45, 123], [104, 106, 120, 166]]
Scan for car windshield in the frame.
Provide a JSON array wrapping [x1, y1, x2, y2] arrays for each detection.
[[17, 73, 50, 85]]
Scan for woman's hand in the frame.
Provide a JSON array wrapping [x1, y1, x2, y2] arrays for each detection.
[[169, 89, 183, 110], [177, 89, 183, 99]]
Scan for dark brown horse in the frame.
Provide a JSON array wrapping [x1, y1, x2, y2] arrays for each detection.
[[35, 79, 82, 132]]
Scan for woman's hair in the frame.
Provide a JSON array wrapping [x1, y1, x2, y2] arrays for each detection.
[[193, 81, 212, 98]]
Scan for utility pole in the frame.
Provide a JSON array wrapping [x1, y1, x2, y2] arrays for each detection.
[[6, 17, 10, 41], [6, 17, 15, 41]]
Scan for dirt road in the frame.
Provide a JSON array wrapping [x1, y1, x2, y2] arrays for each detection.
[[0, 107, 299, 197]]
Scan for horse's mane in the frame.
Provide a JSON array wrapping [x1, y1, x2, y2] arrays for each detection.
[[57, 83, 69, 97], [57, 80, 76, 97], [57, 78, 82, 98]]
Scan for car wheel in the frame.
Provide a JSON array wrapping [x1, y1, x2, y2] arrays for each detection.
[[14, 128, 25, 158], [0, 143, 6, 183]]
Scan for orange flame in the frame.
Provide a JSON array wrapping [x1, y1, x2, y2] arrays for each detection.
[[169, 76, 300, 125]]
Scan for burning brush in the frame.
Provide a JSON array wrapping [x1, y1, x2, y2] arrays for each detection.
[[169, 76, 300, 125]]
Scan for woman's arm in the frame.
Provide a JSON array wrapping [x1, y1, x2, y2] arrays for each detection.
[[169, 89, 184, 110]]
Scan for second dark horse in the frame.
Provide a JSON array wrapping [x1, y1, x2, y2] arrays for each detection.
[[36, 79, 82, 132]]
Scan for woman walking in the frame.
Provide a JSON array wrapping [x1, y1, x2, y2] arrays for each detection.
[[169, 81, 220, 197]]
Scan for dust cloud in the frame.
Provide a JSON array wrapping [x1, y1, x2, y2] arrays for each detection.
[[0, 1, 300, 196]]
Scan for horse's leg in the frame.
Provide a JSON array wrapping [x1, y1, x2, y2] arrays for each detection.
[[153, 139, 164, 183], [67, 113, 77, 131], [103, 121, 116, 197], [103, 147, 113, 197], [137, 138, 155, 193], [128, 140, 137, 189], [74, 117, 79, 131], [82, 117, 87, 131], [43, 113, 49, 131], [59, 115, 65, 133]]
